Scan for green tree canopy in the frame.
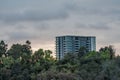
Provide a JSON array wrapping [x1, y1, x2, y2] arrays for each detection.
[[0, 40, 7, 57], [7, 44, 23, 59], [99, 45, 115, 59]]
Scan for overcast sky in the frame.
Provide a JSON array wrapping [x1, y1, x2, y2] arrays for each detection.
[[0, 0, 120, 55]]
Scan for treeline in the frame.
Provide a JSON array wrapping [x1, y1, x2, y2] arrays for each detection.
[[0, 40, 120, 80]]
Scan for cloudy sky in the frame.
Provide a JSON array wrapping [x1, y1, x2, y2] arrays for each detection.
[[0, 0, 120, 55]]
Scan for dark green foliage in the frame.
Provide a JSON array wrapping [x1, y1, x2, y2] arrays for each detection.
[[99, 45, 115, 59], [78, 46, 87, 57], [0, 40, 7, 57], [7, 44, 23, 59], [22, 40, 32, 55], [37, 71, 77, 80], [0, 41, 119, 80], [7, 41, 32, 60]]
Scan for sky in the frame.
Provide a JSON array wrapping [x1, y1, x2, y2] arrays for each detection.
[[0, 0, 120, 56]]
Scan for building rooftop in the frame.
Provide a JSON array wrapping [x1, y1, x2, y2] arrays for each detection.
[[56, 35, 96, 38]]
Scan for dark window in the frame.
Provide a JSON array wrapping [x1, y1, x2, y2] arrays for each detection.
[[63, 37, 65, 40], [75, 37, 79, 40]]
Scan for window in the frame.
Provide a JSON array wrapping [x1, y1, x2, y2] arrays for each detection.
[[75, 37, 79, 40]]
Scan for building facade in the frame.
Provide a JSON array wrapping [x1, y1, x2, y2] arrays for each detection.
[[56, 36, 96, 60]]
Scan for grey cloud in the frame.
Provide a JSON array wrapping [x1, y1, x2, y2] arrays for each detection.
[[75, 23, 110, 30], [0, 9, 68, 23], [89, 24, 110, 30], [1, 0, 120, 23], [67, 0, 120, 17], [0, 0, 76, 23], [73, 6, 120, 17], [34, 23, 50, 31], [8, 32, 36, 40]]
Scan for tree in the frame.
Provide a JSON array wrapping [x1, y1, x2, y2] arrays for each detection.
[[78, 46, 87, 57], [108, 45, 115, 59], [0, 40, 7, 57], [22, 40, 32, 56], [7, 44, 23, 59], [7, 41, 32, 60], [33, 49, 44, 62], [44, 50, 53, 60], [99, 45, 115, 59]]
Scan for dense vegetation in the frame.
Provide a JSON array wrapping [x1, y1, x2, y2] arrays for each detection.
[[0, 40, 120, 80]]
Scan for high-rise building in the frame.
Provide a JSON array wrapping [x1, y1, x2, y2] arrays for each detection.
[[56, 35, 96, 60]]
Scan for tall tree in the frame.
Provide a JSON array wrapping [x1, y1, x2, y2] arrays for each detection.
[[44, 50, 52, 60], [108, 45, 115, 59], [22, 40, 32, 56], [7, 40, 32, 59], [21, 40, 32, 63], [33, 49, 44, 62], [78, 46, 87, 57], [7, 44, 23, 59], [0, 40, 7, 57], [99, 45, 115, 59]]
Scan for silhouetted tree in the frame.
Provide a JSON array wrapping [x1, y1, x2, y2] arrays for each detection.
[[0, 40, 7, 57], [78, 46, 87, 57], [7, 44, 23, 59], [22, 40, 32, 55], [99, 45, 115, 59]]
